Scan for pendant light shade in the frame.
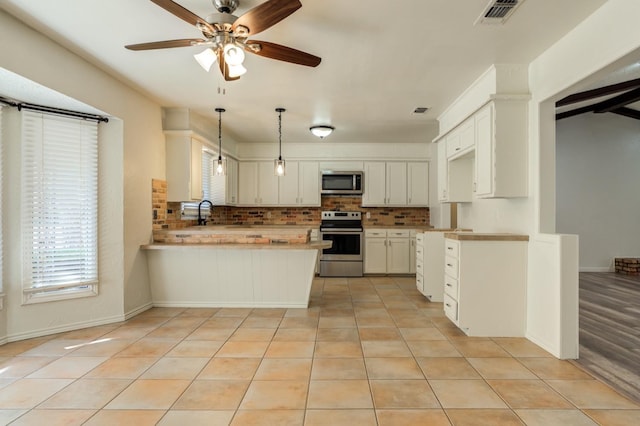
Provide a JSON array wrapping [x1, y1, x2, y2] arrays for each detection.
[[274, 108, 286, 176], [215, 107, 226, 176]]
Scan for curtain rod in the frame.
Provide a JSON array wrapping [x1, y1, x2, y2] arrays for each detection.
[[0, 96, 109, 123]]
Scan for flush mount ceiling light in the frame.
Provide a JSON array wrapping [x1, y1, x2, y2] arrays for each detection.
[[309, 125, 334, 139], [125, 0, 321, 82], [274, 107, 286, 176], [215, 107, 226, 176]]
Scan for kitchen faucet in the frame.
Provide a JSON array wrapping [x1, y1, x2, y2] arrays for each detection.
[[197, 199, 213, 226]]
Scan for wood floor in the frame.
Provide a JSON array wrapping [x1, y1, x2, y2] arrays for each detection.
[[576, 272, 640, 403]]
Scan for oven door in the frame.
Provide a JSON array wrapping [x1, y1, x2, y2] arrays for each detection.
[[320, 230, 363, 261]]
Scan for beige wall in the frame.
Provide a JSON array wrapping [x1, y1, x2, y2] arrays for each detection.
[[0, 9, 165, 340]]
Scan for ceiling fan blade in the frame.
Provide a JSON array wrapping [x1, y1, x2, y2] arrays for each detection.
[[232, 0, 301, 36], [150, 0, 215, 34], [217, 50, 240, 82], [246, 40, 321, 67], [125, 39, 206, 50]]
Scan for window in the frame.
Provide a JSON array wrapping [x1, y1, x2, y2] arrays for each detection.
[[202, 148, 214, 201], [21, 111, 98, 303]]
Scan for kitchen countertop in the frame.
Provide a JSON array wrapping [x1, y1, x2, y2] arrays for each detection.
[[364, 225, 433, 231], [142, 240, 332, 250], [444, 232, 529, 241], [152, 225, 312, 245]]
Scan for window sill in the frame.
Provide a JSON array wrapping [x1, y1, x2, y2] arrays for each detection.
[[22, 285, 98, 305]]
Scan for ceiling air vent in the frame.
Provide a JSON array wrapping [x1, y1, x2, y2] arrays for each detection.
[[413, 107, 429, 114], [475, 0, 525, 25]]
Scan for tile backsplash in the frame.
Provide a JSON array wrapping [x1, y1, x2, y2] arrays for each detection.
[[152, 179, 430, 230]]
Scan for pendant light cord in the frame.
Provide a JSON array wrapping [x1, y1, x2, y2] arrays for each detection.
[[278, 109, 283, 160], [215, 107, 225, 160]]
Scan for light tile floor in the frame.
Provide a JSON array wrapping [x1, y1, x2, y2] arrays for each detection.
[[0, 276, 638, 425]]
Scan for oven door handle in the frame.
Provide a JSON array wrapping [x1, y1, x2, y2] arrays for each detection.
[[320, 228, 363, 233]]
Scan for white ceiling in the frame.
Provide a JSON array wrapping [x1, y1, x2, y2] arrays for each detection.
[[0, 0, 607, 144]]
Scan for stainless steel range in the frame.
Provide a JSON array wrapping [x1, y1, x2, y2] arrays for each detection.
[[319, 211, 364, 277]]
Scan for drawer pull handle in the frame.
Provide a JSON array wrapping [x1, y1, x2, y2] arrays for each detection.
[[447, 247, 453, 250], [446, 263, 453, 267], [446, 303, 451, 307], [446, 284, 452, 287]]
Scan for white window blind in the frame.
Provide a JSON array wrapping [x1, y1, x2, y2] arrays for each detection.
[[202, 149, 214, 201], [21, 111, 98, 300]]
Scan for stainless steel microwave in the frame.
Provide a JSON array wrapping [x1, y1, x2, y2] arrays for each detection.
[[321, 171, 363, 195]]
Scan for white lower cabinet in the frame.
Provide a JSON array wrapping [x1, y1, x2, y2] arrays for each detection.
[[443, 235, 528, 337], [364, 229, 414, 274], [415, 231, 447, 302]]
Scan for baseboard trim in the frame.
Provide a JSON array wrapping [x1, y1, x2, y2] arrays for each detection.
[[125, 302, 154, 320], [5, 313, 126, 343]]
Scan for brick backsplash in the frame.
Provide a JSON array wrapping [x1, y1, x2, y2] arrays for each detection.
[[152, 179, 430, 230]]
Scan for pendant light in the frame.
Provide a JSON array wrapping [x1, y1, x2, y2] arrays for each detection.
[[274, 107, 286, 176], [215, 107, 226, 176]]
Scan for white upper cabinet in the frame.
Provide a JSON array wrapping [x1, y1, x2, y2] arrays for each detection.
[[166, 135, 203, 202], [363, 162, 387, 206], [474, 101, 528, 198], [238, 161, 279, 206], [436, 98, 527, 202], [363, 161, 428, 207], [386, 162, 408, 205], [278, 161, 320, 206], [437, 142, 448, 202], [407, 162, 429, 206]]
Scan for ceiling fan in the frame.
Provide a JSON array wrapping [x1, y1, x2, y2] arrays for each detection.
[[125, 0, 321, 81]]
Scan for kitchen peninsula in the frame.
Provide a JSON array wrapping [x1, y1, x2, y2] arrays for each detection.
[[142, 226, 330, 308]]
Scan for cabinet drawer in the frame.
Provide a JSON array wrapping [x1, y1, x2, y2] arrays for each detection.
[[365, 229, 387, 238], [444, 255, 459, 279], [444, 294, 458, 322], [415, 245, 424, 258], [444, 275, 458, 299], [388, 230, 410, 238], [416, 273, 424, 292], [416, 233, 425, 245], [415, 258, 424, 274], [444, 239, 460, 258]]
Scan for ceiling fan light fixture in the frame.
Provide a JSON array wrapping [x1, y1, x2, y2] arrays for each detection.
[[227, 63, 247, 78], [223, 43, 245, 66], [194, 48, 217, 72], [310, 125, 334, 139]]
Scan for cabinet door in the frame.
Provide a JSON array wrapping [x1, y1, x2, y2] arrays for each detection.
[[190, 139, 203, 201], [437, 142, 448, 202], [278, 161, 299, 205], [257, 161, 279, 205], [238, 161, 258, 205], [409, 236, 417, 274], [299, 161, 320, 206], [364, 238, 387, 273], [386, 162, 407, 205], [362, 162, 387, 206], [387, 237, 410, 273], [474, 103, 494, 197], [227, 157, 238, 205], [407, 162, 429, 206]]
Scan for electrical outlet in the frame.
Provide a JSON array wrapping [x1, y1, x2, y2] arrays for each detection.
[[366, 212, 371, 219], [267, 211, 272, 219], [153, 210, 158, 220]]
